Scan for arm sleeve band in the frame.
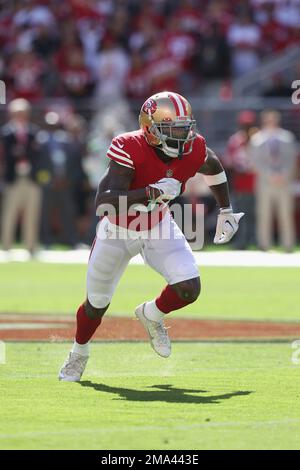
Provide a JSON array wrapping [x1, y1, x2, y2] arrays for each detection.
[[202, 171, 227, 186]]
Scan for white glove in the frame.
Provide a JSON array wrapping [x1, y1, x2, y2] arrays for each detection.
[[148, 178, 182, 203], [214, 207, 244, 245]]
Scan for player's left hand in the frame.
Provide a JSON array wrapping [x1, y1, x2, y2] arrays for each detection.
[[214, 207, 244, 245]]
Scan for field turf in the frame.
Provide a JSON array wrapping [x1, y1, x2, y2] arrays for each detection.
[[1, 342, 300, 450], [0, 262, 299, 321], [0, 261, 300, 449]]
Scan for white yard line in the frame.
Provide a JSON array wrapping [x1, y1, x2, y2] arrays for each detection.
[[1, 249, 300, 267], [0, 322, 70, 330]]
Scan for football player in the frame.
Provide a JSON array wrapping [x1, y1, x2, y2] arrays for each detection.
[[59, 91, 243, 381]]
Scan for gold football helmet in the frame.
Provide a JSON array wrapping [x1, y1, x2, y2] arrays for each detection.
[[139, 91, 197, 158]]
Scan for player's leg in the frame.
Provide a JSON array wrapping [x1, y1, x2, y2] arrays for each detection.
[[22, 181, 42, 253], [276, 186, 295, 252], [155, 276, 201, 313], [59, 221, 133, 381], [136, 213, 200, 357], [72, 298, 109, 352], [144, 212, 201, 313], [1, 183, 21, 251], [256, 183, 273, 250]]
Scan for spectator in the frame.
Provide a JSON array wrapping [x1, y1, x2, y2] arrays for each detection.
[[274, 0, 300, 29], [195, 21, 231, 80], [38, 111, 84, 247], [106, 7, 130, 48], [126, 51, 151, 101], [133, 3, 165, 33], [0, 99, 42, 254], [146, 41, 180, 95], [227, 10, 261, 77], [93, 35, 130, 104], [13, 0, 56, 29], [225, 110, 258, 249], [78, 18, 105, 71], [260, 2, 291, 53], [250, 110, 298, 252], [31, 23, 60, 59], [64, 114, 89, 241], [129, 16, 159, 52], [54, 21, 83, 71], [206, 0, 234, 34], [0, 8, 13, 53], [59, 47, 95, 112], [163, 17, 196, 66], [6, 50, 45, 101], [172, 0, 203, 34], [69, 0, 103, 23], [162, 16, 196, 91]]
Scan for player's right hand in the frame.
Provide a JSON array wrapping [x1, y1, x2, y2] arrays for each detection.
[[214, 208, 245, 244], [147, 178, 182, 203]]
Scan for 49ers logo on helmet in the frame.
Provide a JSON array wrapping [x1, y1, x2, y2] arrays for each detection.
[[142, 99, 157, 115]]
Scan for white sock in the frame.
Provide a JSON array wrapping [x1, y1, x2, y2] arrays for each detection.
[[71, 341, 90, 357], [144, 300, 164, 322]]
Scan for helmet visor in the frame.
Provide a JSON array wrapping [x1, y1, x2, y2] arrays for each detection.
[[158, 121, 196, 145], [148, 120, 196, 157]]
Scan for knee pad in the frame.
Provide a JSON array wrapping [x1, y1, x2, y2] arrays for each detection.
[[176, 279, 201, 303], [87, 293, 111, 309]]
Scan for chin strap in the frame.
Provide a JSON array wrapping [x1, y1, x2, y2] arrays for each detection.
[[161, 141, 183, 159], [178, 142, 184, 160]]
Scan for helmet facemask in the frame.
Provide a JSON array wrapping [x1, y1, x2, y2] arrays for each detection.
[[149, 119, 197, 158]]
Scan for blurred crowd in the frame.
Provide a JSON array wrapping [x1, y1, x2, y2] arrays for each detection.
[[0, 0, 299, 104], [0, 0, 299, 253]]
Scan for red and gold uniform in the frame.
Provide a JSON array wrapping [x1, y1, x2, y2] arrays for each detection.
[[106, 129, 207, 230]]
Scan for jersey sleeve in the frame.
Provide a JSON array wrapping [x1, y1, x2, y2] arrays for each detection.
[[197, 134, 208, 167], [106, 136, 135, 170]]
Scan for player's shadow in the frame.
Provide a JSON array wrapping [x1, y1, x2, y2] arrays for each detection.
[[79, 381, 253, 404]]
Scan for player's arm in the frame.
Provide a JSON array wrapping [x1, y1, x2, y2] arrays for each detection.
[[198, 147, 244, 244], [95, 160, 148, 214], [197, 147, 231, 209], [95, 160, 180, 215]]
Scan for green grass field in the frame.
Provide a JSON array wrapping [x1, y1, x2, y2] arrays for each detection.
[[0, 262, 300, 449], [1, 342, 300, 450], [0, 262, 299, 321]]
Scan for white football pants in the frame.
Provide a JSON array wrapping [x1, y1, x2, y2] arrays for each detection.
[[87, 212, 199, 308]]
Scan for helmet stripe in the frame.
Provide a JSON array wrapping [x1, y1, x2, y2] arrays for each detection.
[[178, 95, 187, 116], [168, 93, 181, 117], [168, 92, 187, 117]]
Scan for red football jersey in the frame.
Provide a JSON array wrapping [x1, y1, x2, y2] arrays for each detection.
[[106, 129, 207, 230]]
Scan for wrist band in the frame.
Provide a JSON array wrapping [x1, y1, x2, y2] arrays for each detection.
[[219, 205, 232, 213], [202, 171, 227, 186], [145, 186, 151, 201], [145, 186, 158, 201]]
